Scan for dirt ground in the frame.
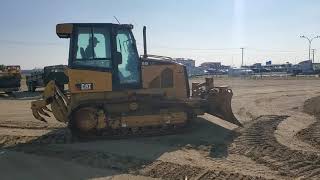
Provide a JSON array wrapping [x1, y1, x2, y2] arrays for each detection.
[[1, 77, 320, 179]]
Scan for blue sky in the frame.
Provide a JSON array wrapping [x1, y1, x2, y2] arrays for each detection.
[[0, 0, 320, 69]]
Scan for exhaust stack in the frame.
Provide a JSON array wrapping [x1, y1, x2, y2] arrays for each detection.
[[143, 26, 147, 58]]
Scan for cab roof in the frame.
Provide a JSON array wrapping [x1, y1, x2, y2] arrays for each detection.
[[56, 23, 134, 38]]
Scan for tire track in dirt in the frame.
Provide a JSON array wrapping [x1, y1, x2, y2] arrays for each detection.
[[8, 144, 275, 180], [0, 123, 191, 148], [230, 115, 320, 179], [296, 96, 320, 149], [296, 123, 320, 149], [4, 135, 277, 179], [11, 145, 148, 172], [275, 113, 318, 152], [0, 135, 38, 148], [141, 161, 274, 180], [0, 123, 64, 130], [0, 129, 73, 148]]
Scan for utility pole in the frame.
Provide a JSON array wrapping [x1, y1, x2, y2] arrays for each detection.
[[240, 47, 244, 67], [312, 49, 315, 63], [300, 35, 320, 61]]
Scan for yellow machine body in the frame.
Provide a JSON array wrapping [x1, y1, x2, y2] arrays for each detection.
[[31, 23, 241, 137], [142, 63, 188, 99], [68, 69, 113, 93]]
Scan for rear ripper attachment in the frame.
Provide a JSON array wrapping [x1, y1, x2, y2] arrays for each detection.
[[192, 78, 242, 127], [31, 81, 69, 123]]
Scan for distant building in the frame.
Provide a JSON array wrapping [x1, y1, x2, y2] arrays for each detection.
[[266, 60, 272, 65], [298, 60, 313, 74], [199, 62, 230, 75], [173, 58, 200, 76], [173, 58, 195, 68], [288, 60, 314, 75], [200, 62, 221, 69], [264, 63, 292, 72], [313, 63, 320, 73], [253, 63, 262, 68], [243, 62, 292, 73], [228, 68, 253, 76]]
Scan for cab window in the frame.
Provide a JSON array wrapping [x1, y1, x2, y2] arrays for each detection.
[[116, 29, 140, 84], [74, 27, 112, 69]]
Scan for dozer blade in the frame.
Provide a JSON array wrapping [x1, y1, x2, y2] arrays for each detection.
[[205, 87, 242, 127], [31, 80, 68, 123], [192, 78, 241, 127]]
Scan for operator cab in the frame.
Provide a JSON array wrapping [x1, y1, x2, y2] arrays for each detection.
[[56, 23, 141, 90]]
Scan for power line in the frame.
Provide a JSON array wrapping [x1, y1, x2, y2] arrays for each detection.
[[136, 43, 310, 53], [246, 48, 303, 53], [0, 39, 62, 46], [0, 39, 314, 62], [135, 42, 238, 51]]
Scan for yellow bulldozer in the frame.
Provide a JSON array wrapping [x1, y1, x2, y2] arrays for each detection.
[[31, 23, 241, 137]]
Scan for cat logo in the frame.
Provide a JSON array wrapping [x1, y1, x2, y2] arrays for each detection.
[[76, 83, 93, 90]]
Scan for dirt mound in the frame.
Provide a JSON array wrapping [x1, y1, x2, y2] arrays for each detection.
[[303, 96, 320, 116], [296, 96, 320, 149], [296, 125, 320, 149], [230, 115, 320, 179]]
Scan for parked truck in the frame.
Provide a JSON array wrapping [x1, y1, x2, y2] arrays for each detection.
[[0, 65, 21, 93], [26, 65, 68, 92]]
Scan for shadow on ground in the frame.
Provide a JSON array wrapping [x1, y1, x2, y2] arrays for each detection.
[[0, 116, 238, 180], [0, 91, 42, 100]]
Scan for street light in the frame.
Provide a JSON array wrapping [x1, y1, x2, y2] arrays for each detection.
[[300, 35, 320, 62]]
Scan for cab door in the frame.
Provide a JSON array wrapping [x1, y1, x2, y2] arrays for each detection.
[[114, 28, 141, 90]]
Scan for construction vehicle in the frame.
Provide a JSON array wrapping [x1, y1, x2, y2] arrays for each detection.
[[26, 65, 68, 92], [0, 65, 21, 93], [31, 23, 241, 137], [26, 69, 43, 92]]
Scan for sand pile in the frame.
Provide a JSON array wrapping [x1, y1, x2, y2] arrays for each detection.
[[303, 96, 320, 116]]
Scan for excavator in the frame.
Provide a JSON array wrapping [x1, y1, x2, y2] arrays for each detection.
[[31, 23, 242, 137]]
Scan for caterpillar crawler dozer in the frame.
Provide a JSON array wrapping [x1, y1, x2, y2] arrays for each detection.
[[31, 23, 241, 137]]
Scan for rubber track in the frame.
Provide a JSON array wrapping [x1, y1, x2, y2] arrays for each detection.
[[142, 161, 273, 180], [75, 124, 188, 141], [230, 115, 320, 179]]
